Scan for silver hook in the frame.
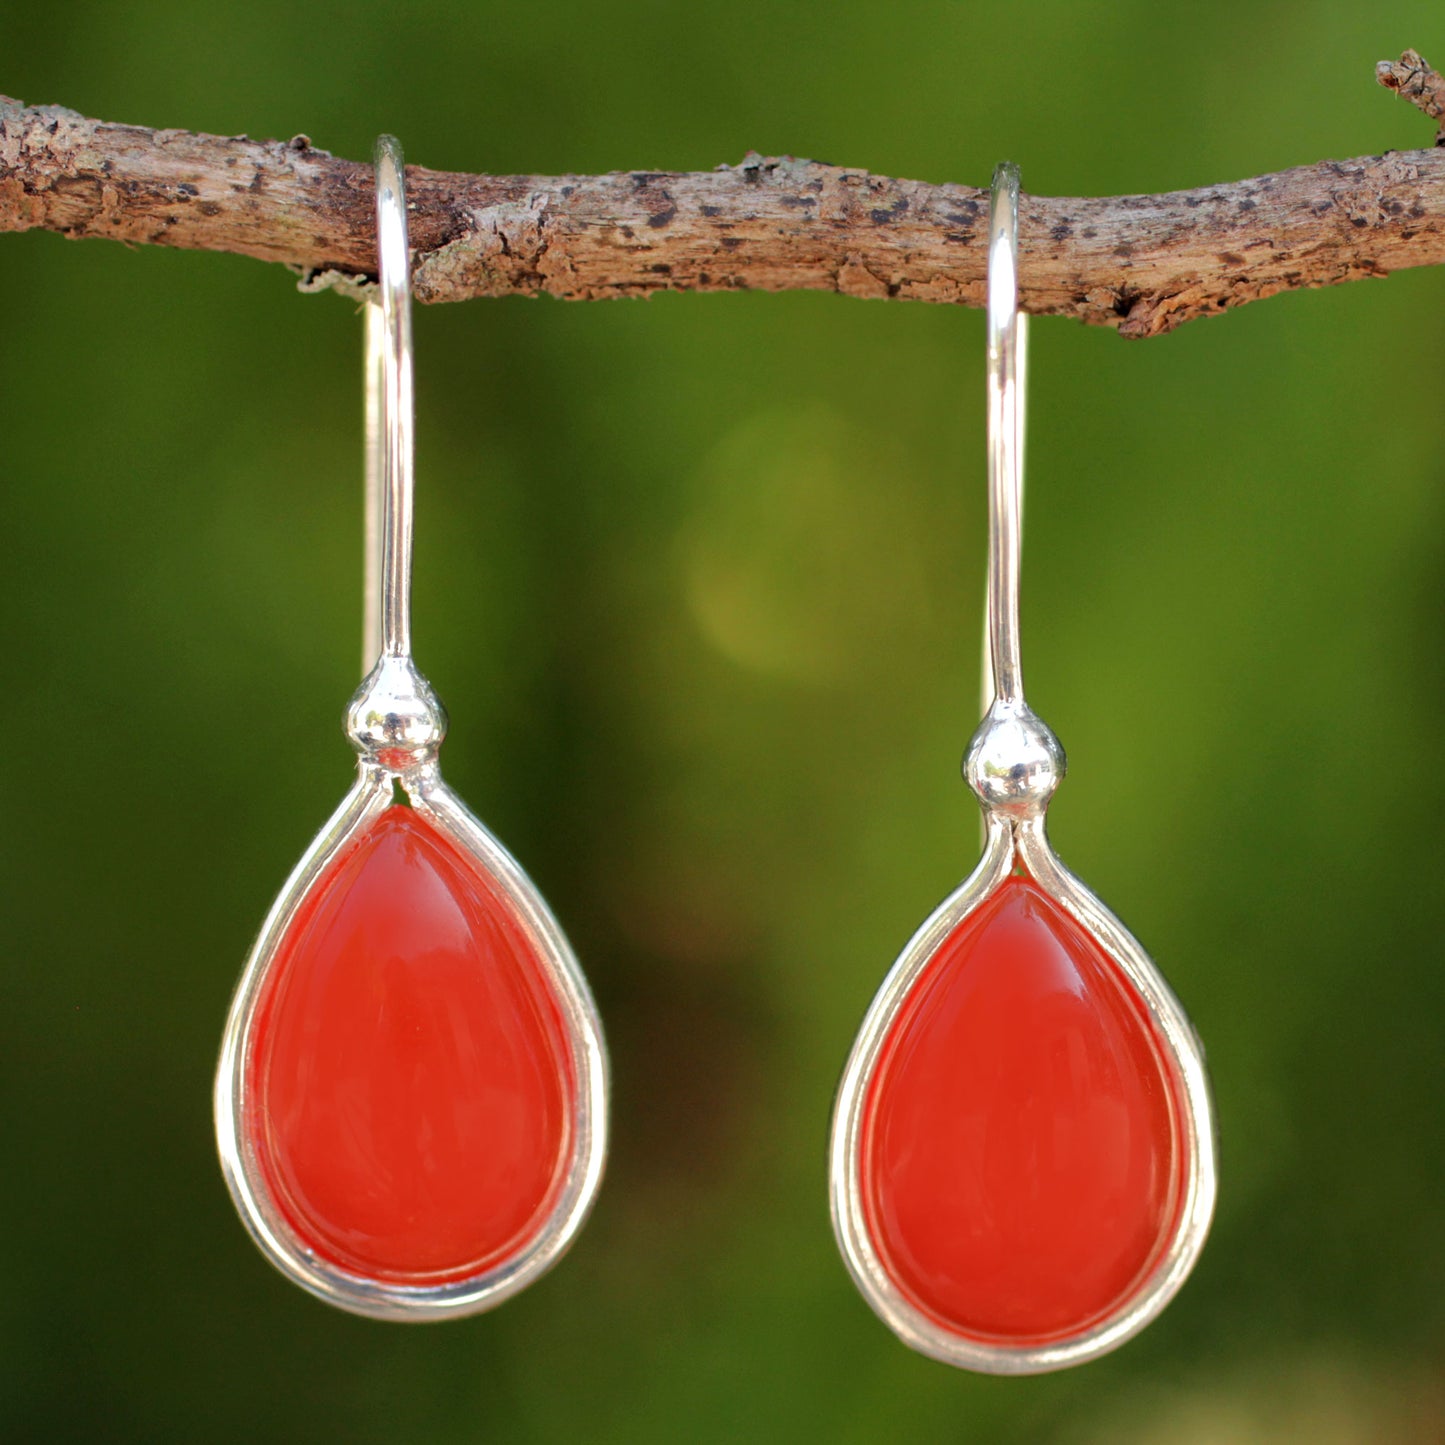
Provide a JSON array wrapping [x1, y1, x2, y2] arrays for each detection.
[[371, 133, 415, 666], [982, 161, 1028, 712], [964, 163, 1062, 822], [345, 135, 446, 770]]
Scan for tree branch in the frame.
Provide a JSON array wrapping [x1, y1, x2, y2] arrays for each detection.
[[3, 52, 1443, 337]]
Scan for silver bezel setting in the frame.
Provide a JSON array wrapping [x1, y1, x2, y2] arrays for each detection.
[[214, 762, 609, 1321], [828, 814, 1216, 1373]]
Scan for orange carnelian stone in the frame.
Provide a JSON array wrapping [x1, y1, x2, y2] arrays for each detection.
[[246, 806, 574, 1284], [861, 876, 1185, 1343]]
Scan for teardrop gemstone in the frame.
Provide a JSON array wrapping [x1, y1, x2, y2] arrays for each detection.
[[859, 876, 1186, 1343], [244, 806, 575, 1284]]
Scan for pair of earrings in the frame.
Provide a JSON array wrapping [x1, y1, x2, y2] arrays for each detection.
[[215, 145, 1215, 1374]]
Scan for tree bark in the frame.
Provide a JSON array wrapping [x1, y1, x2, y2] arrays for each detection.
[[2, 52, 1442, 338]]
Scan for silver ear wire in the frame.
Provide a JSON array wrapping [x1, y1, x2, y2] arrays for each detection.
[[346, 137, 447, 769]]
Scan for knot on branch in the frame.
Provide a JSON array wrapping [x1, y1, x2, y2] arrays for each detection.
[[1377, 49, 1445, 144], [414, 194, 561, 302]]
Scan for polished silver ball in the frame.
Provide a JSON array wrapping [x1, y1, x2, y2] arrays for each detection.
[[345, 654, 449, 767], [963, 701, 1066, 816]]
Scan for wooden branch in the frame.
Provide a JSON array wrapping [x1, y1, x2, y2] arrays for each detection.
[[3, 51, 1443, 337]]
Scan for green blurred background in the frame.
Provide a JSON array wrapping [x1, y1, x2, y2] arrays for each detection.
[[3, 3, 1444, 1441]]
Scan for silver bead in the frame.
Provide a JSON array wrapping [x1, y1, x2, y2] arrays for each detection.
[[962, 699, 1066, 817], [345, 653, 449, 767]]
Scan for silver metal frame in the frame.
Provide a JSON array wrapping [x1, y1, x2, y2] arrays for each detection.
[[828, 163, 1216, 1374], [214, 136, 608, 1321]]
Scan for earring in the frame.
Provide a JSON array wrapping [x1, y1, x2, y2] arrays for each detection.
[[214, 137, 608, 1321], [828, 164, 1215, 1374]]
